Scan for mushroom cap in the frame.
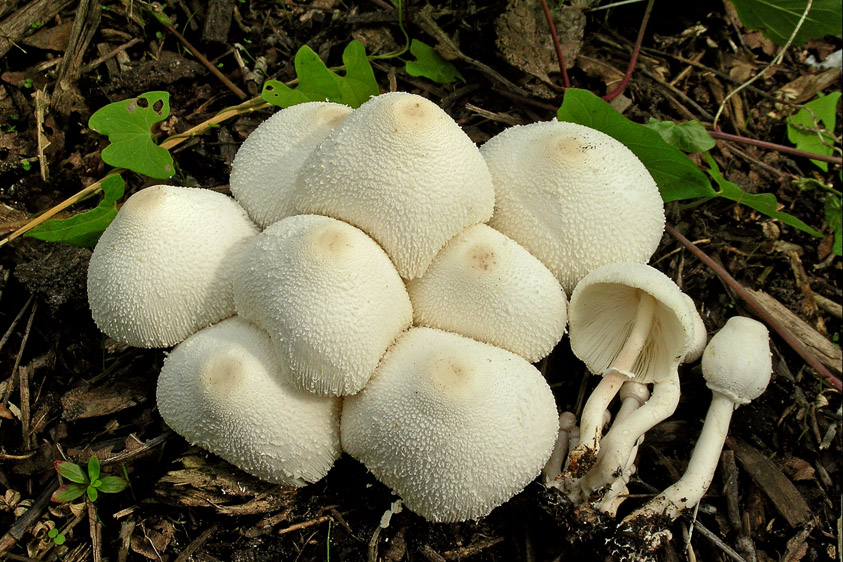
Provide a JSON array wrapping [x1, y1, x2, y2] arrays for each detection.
[[229, 102, 352, 228], [406, 224, 567, 362], [232, 214, 413, 396], [683, 294, 707, 363], [480, 120, 665, 294], [294, 92, 496, 280], [156, 316, 342, 486], [341, 327, 559, 522], [87, 185, 258, 348], [702, 316, 772, 405], [568, 263, 695, 383]]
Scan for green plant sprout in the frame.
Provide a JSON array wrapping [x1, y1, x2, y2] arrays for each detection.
[[47, 528, 66, 545], [787, 92, 841, 172], [51, 456, 128, 504]]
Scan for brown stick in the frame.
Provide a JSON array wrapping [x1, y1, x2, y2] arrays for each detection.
[[0, 0, 74, 58], [162, 22, 246, 99], [709, 130, 842, 166], [665, 223, 841, 392]]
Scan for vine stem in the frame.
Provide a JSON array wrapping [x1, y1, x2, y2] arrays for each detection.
[[709, 130, 842, 166], [665, 223, 841, 393], [539, 0, 571, 89], [602, 0, 655, 102]]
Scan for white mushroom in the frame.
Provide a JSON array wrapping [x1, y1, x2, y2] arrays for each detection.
[[229, 102, 352, 228], [341, 327, 559, 522], [87, 185, 258, 348], [232, 214, 413, 396], [294, 92, 495, 280], [621, 316, 772, 529], [480, 120, 665, 294], [156, 316, 342, 486], [406, 224, 567, 362], [564, 263, 694, 476]]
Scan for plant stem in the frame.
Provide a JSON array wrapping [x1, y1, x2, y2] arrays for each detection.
[[709, 130, 842, 166], [602, 0, 655, 101], [665, 224, 842, 393], [539, 0, 571, 89]]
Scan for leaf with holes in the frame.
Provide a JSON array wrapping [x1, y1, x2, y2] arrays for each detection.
[[405, 39, 464, 84], [88, 91, 174, 178], [557, 89, 715, 202], [730, 0, 842, 47], [787, 92, 840, 172], [262, 41, 378, 109], [25, 174, 125, 247]]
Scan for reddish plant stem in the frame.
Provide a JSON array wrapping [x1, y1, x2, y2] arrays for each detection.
[[710, 130, 842, 166], [665, 224, 841, 393], [539, 0, 571, 89], [602, 0, 655, 102]]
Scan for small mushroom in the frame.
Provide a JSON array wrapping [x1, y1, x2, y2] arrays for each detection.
[[620, 316, 772, 538], [87, 185, 258, 348], [564, 263, 694, 476], [406, 224, 567, 362], [229, 102, 353, 228], [294, 92, 495, 280], [480, 120, 665, 294], [341, 327, 559, 522], [156, 316, 342, 486], [233, 214, 413, 396]]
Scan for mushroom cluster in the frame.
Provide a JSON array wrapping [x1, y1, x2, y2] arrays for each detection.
[[87, 91, 770, 534]]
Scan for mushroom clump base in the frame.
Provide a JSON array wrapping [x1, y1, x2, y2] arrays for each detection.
[[87, 92, 772, 542]]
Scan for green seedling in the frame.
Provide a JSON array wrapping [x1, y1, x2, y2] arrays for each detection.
[[88, 91, 175, 179], [47, 528, 66, 545], [51, 456, 128, 504], [405, 39, 464, 85], [787, 92, 841, 172], [729, 0, 841, 46], [261, 40, 378, 109]]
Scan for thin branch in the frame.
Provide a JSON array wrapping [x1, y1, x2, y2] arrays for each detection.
[[539, 0, 571, 89], [665, 223, 841, 393], [709, 130, 842, 166], [602, 0, 655, 101]]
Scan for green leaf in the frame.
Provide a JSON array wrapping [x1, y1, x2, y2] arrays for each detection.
[[262, 41, 378, 109], [53, 533, 66, 546], [405, 39, 464, 84], [557, 89, 715, 202], [644, 119, 716, 153], [87, 485, 98, 502], [825, 194, 842, 256], [705, 154, 822, 237], [55, 461, 88, 484], [25, 174, 125, 247], [88, 91, 174, 179], [51, 483, 87, 503], [87, 456, 101, 482], [729, 0, 842, 47], [98, 476, 128, 494], [787, 92, 840, 171]]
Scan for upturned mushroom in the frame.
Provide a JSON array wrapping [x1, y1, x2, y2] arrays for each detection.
[[563, 263, 695, 478], [480, 120, 665, 294], [229, 101, 352, 228], [620, 316, 772, 542], [156, 316, 342, 486], [232, 214, 413, 396], [406, 224, 567, 362], [87, 185, 258, 348], [294, 92, 495, 280], [341, 327, 559, 522]]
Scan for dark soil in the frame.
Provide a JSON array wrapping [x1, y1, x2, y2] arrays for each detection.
[[0, 1, 840, 561]]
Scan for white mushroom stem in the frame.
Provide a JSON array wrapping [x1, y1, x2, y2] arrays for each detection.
[[595, 455, 636, 516], [623, 389, 734, 525], [543, 412, 578, 485], [571, 292, 656, 462], [573, 373, 680, 505]]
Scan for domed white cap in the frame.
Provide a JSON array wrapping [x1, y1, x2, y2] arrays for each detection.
[[341, 327, 559, 522], [569, 262, 695, 383], [230, 102, 352, 228], [87, 185, 258, 348], [481, 120, 665, 294], [233, 214, 413, 396], [406, 224, 567, 362], [294, 92, 496, 280], [156, 317, 342, 486], [702, 316, 772, 405]]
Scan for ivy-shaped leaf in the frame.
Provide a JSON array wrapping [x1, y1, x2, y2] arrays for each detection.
[[705, 154, 822, 237], [262, 41, 378, 109], [787, 92, 840, 172], [88, 92, 174, 179], [405, 39, 464, 84], [25, 174, 125, 247], [557, 89, 715, 202], [729, 0, 842, 47], [644, 118, 716, 153]]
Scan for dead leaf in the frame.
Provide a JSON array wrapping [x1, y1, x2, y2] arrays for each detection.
[[776, 67, 842, 104], [781, 457, 816, 481]]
